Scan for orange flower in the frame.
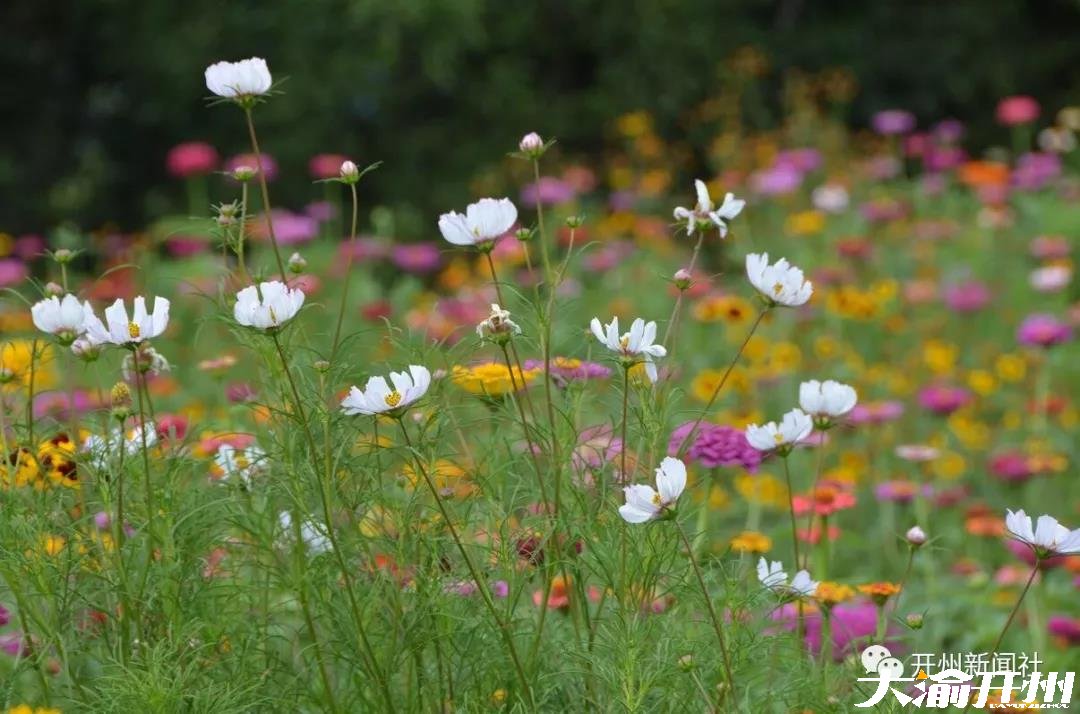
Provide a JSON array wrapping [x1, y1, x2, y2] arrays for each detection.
[[957, 161, 1009, 188], [534, 575, 572, 610], [858, 582, 901, 605]]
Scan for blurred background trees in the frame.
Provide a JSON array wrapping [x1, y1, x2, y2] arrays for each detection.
[[2, 0, 1079, 233]]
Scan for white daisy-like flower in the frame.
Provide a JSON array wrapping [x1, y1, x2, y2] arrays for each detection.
[[746, 253, 813, 307], [476, 303, 521, 340], [673, 180, 745, 237], [31, 294, 95, 344], [618, 457, 687, 524], [85, 297, 170, 347], [212, 444, 267, 485], [745, 408, 814, 453], [589, 316, 667, 382], [234, 281, 305, 330], [757, 558, 817, 597], [205, 57, 272, 99], [756, 558, 787, 588], [798, 380, 857, 423], [278, 511, 332, 556], [1005, 509, 1080, 557], [438, 198, 518, 248], [341, 365, 432, 416]]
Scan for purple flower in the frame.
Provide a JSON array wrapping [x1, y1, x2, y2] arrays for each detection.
[[849, 401, 905, 425], [770, 601, 899, 660], [1017, 313, 1072, 348], [1049, 615, 1080, 645], [942, 280, 991, 313], [667, 422, 762, 472], [989, 451, 1035, 483], [774, 148, 822, 174], [0, 260, 28, 288], [0, 603, 8, 627], [521, 177, 576, 206], [872, 109, 916, 136], [1013, 152, 1062, 191], [226, 153, 277, 181], [491, 580, 510, 598], [339, 237, 390, 262], [874, 480, 933, 504], [254, 210, 318, 246], [392, 243, 442, 274], [305, 201, 337, 223], [917, 385, 972, 415], [751, 164, 802, 196], [522, 359, 612, 382], [932, 119, 965, 143]]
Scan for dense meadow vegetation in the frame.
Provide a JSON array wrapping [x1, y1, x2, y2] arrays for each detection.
[[0, 57, 1078, 712]]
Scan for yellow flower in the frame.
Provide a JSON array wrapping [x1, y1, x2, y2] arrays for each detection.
[[948, 413, 990, 450], [401, 459, 477, 499], [615, 111, 652, 138], [730, 530, 772, 554], [995, 353, 1027, 382], [931, 451, 967, 480], [815, 581, 855, 607], [785, 210, 825, 236], [734, 472, 788, 509], [0, 340, 57, 393], [707, 486, 730, 510], [692, 295, 755, 326], [922, 340, 958, 376], [42, 535, 66, 557], [813, 335, 840, 360], [764, 341, 802, 373], [966, 369, 997, 396], [452, 363, 539, 397]]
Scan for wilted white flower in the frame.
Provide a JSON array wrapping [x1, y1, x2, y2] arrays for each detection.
[[121, 346, 171, 381], [438, 198, 518, 248], [476, 303, 521, 341], [746, 253, 813, 307], [589, 316, 667, 382], [745, 408, 813, 453], [205, 57, 272, 99], [1005, 509, 1080, 557], [798, 380, 857, 424], [757, 558, 817, 597], [618, 457, 687, 523], [341, 365, 431, 416], [31, 294, 94, 344], [85, 297, 170, 347], [278, 511, 331, 555], [673, 180, 745, 237], [234, 281, 305, 330]]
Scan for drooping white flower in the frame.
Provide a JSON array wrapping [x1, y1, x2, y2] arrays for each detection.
[[85, 297, 170, 346], [673, 180, 745, 237], [205, 57, 272, 99], [213, 444, 266, 485], [746, 253, 813, 307], [757, 558, 817, 597], [745, 408, 813, 453], [618, 457, 687, 523], [589, 316, 667, 382], [278, 511, 332, 555], [476, 303, 521, 340], [233, 281, 305, 330], [31, 294, 94, 344], [1005, 509, 1080, 556], [798, 380, 857, 422], [341, 365, 431, 416], [121, 346, 171, 381], [438, 198, 518, 248]]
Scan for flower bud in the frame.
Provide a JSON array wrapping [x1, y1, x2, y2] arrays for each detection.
[[565, 215, 585, 228], [905, 526, 927, 547], [53, 249, 75, 265], [0, 367, 14, 385], [71, 337, 101, 363], [339, 160, 359, 183], [287, 252, 307, 274], [905, 612, 924, 630], [518, 132, 544, 157], [514, 227, 534, 242], [313, 360, 330, 373], [231, 165, 256, 182], [677, 654, 695, 671], [43, 282, 64, 298], [110, 382, 132, 420], [673, 268, 693, 291]]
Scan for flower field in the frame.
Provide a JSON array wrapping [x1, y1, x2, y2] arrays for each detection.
[[0, 57, 1079, 712]]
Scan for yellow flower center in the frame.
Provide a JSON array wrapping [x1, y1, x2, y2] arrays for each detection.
[[651, 492, 662, 505], [619, 335, 630, 350], [773, 433, 784, 444], [384, 391, 402, 408], [128, 322, 141, 339], [772, 282, 784, 296]]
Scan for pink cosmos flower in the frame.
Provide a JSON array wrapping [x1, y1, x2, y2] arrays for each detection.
[[308, 153, 349, 180], [166, 141, 219, 178], [917, 384, 972, 415], [942, 280, 991, 313]]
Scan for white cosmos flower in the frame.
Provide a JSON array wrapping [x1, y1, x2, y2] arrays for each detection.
[[746, 253, 813, 307], [1005, 509, 1080, 556], [589, 316, 667, 382], [213, 444, 266, 485], [673, 180, 745, 237], [278, 511, 331, 555], [81, 422, 158, 470], [85, 296, 170, 346], [811, 184, 850, 214], [438, 198, 518, 248], [618, 457, 687, 523], [757, 558, 817, 597], [798, 380, 857, 421], [341, 365, 431, 416], [476, 303, 521, 340], [234, 281, 305, 330], [31, 294, 95, 343], [745, 408, 813, 453], [205, 57, 272, 99]]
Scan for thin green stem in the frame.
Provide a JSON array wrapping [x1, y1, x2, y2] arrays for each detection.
[[330, 183, 359, 363], [242, 107, 288, 281]]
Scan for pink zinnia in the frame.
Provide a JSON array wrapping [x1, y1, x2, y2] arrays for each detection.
[[667, 422, 762, 472], [1048, 615, 1080, 645], [942, 280, 991, 313], [849, 401, 904, 424], [995, 95, 1040, 126], [166, 141, 219, 178], [308, 153, 349, 180], [1016, 313, 1071, 348], [917, 384, 972, 415], [988, 450, 1035, 483]]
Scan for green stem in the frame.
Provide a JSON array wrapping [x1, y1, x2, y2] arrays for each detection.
[[330, 183, 359, 364], [242, 107, 288, 281]]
